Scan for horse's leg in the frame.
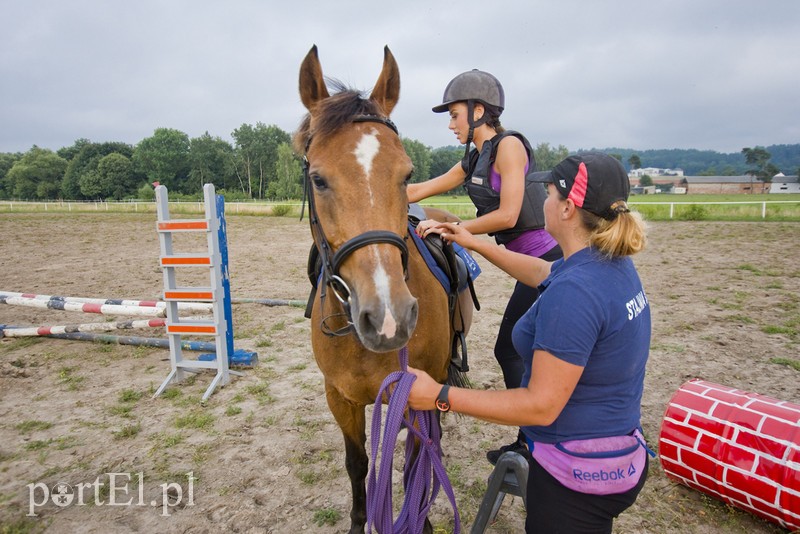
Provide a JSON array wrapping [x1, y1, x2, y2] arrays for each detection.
[[326, 385, 368, 534]]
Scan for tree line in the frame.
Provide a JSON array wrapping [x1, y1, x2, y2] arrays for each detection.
[[601, 145, 800, 177], [1, 123, 796, 202], [0, 125, 573, 201], [0, 125, 300, 202]]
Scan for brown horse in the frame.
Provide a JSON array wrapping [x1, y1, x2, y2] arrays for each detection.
[[293, 45, 472, 533]]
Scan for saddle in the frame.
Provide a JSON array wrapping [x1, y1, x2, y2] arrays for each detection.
[[304, 204, 480, 373]]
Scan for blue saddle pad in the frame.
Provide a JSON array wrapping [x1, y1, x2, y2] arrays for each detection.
[[407, 223, 480, 293]]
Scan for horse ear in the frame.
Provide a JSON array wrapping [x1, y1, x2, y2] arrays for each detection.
[[299, 44, 330, 111], [370, 46, 400, 116]]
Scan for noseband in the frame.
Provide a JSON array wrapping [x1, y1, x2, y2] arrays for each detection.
[[302, 114, 409, 336]]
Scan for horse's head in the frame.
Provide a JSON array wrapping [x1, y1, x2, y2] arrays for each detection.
[[294, 45, 417, 353]]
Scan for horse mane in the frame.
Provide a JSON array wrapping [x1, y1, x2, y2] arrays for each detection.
[[293, 79, 387, 155]]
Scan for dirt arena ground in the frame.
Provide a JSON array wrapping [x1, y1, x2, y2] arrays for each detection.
[[0, 212, 798, 533]]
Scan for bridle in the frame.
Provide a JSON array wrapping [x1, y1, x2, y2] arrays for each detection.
[[302, 114, 409, 336]]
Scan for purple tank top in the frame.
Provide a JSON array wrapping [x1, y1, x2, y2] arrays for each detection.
[[489, 165, 557, 258]]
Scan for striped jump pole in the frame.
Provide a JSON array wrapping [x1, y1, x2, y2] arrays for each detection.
[[0, 323, 255, 367], [0, 318, 168, 337], [0, 316, 208, 338], [0, 295, 168, 317], [3, 291, 308, 310], [0, 328, 216, 352], [0, 291, 213, 313]]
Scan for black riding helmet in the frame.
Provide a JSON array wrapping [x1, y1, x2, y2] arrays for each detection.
[[432, 69, 505, 155]]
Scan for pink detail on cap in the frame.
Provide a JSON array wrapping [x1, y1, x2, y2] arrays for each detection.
[[568, 162, 589, 208]]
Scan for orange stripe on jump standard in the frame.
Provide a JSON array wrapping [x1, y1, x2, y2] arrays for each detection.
[[158, 221, 208, 231], [160, 257, 211, 265], [167, 325, 216, 334], [164, 291, 214, 301]]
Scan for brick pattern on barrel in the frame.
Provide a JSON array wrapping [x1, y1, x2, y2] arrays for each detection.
[[659, 379, 800, 531]]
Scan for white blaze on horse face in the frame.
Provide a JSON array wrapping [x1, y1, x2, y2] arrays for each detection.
[[372, 252, 398, 339], [354, 129, 381, 207], [355, 129, 398, 339]]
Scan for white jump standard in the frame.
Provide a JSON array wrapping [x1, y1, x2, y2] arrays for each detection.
[[153, 183, 256, 402]]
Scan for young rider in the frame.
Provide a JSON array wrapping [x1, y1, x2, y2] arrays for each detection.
[[408, 69, 562, 464]]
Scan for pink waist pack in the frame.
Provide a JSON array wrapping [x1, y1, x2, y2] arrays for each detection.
[[528, 429, 650, 495]]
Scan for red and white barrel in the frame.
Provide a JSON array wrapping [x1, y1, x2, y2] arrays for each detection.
[[659, 379, 800, 531]]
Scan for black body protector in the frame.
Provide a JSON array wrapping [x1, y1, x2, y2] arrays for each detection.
[[461, 130, 547, 245]]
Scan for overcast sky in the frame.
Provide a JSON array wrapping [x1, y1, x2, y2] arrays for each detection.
[[2, 0, 798, 155]]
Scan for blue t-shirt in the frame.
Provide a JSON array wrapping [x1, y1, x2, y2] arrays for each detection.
[[511, 247, 651, 443]]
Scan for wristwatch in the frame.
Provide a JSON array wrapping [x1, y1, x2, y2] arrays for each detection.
[[435, 385, 451, 412]]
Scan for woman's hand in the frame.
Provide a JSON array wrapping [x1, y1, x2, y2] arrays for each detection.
[[407, 366, 443, 411], [414, 218, 440, 238], [434, 222, 481, 251]]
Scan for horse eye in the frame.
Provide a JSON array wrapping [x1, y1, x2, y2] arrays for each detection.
[[311, 174, 328, 190], [403, 170, 414, 185]]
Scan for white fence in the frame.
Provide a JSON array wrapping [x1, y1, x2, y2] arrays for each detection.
[[415, 200, 800, 219], [1, 199, 800, 219], [0, 200, 283, 215], [629, 200, 800, 219]]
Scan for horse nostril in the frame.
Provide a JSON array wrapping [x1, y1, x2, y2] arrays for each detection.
[[358, 309, 378, 336], [407, 299, 419, 328]]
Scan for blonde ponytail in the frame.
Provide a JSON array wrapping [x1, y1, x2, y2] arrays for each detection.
[[580, 204, 647, 258]]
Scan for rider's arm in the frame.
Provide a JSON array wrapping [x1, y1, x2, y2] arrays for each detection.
[[436, 223, 552, 288]]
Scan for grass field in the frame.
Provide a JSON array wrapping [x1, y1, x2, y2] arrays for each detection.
[[2, 193, 800, 221]]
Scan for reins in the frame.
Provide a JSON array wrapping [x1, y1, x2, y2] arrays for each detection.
[[366, 347, 461, 533], [301, 114, 409, 336]]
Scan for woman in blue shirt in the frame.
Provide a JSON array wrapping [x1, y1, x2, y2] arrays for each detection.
[[408, 153, 651, 533]]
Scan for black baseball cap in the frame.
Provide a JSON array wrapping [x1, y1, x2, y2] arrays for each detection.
[[530, 153, 631, 220]]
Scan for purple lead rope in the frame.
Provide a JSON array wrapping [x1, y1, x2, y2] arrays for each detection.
[[366, 346, 461, 534]]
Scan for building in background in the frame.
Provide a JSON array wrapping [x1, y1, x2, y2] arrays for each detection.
[[628, 167, 684, 178], [768, 174, 800, 194], [680, 176, 770, 194], [629, 171, 797, 194]]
